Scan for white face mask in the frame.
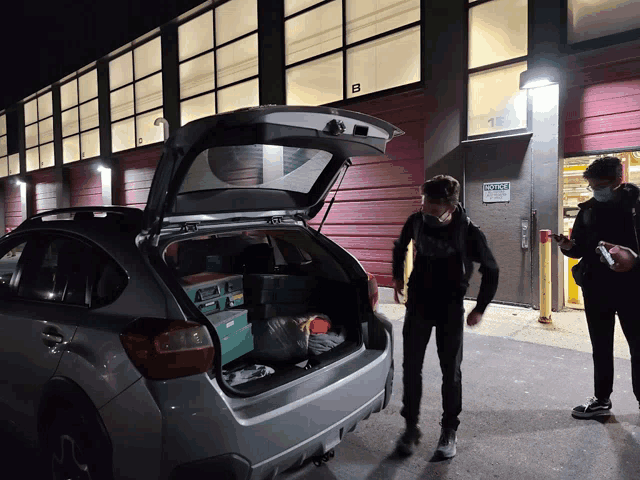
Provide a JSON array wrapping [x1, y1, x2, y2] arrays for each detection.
[[592, 187, 615, 203], [422, 209, 452, 227]]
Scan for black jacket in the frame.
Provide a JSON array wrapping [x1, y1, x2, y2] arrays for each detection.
[[561, 182, 640, 288], [392, 204, 499, 314]]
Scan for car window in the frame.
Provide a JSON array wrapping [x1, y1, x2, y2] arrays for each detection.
[[0, 240, 28, 295], [91, 254, 128, 308], [17, 235, 93, 306]]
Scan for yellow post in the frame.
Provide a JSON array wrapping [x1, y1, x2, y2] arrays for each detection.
[[539, 229, 552, 323], [402, 240, 414, 303]]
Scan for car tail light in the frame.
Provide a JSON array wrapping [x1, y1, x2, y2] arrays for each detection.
[[120, 318, 215, 380], [367, 272, 379, 311]]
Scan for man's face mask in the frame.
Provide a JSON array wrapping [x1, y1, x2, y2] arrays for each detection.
[[592, 187, 615, 203], [421, 195, 453, 227]]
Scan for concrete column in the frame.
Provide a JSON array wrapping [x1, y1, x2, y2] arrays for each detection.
[[530, 84, 563, 312]]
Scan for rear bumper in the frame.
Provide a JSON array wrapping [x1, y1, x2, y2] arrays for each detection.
[[155, 330, 393, 480]]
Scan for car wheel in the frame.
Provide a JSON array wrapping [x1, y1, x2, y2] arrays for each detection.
[[44, 406, 113, 480]]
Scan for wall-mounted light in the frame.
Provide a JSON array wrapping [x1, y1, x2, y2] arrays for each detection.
[[519, 67, 561, 90], [15, 179, 24, 186]]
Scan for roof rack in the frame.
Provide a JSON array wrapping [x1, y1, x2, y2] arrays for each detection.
[[22, 206, 143, 227]]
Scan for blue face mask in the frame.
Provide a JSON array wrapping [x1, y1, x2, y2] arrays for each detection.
[[592, 187, 615, 203]]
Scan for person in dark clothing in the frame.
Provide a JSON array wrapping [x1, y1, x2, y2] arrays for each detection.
[[553, 156, 640, 418], [391, 175, 499, 459]]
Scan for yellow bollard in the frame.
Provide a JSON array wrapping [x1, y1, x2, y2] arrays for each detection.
[[539, 229, 552, 323]]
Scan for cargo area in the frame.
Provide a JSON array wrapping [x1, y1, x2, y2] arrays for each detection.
[[162, 227, 364, 393]]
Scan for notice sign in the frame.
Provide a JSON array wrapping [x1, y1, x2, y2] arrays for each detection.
[[483, 182, 510, 203]]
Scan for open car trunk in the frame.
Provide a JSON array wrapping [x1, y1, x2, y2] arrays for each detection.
[[161, 224, 366, 396]]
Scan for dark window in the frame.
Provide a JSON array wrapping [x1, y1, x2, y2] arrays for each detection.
[[18, 236, 92, 305], [0, 240, 28, 295], [91, 255, 128, 308]]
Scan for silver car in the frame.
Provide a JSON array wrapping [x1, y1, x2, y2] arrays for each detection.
[[0, 105, 401, 480]]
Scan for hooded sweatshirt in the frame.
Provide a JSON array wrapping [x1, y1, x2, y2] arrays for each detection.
[[392, 204, 499, 315], [561, 182, 640, 289]]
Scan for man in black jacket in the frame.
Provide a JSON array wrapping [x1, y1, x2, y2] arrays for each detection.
[[553, 156, 640, 418], [392, 175, 499, 459]]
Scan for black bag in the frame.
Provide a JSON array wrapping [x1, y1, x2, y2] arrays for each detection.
[[571, 260, 585, 287]]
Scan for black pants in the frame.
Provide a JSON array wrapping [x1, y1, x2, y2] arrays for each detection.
[[400, 297, 465, 430], [582, 284, 640, 403]]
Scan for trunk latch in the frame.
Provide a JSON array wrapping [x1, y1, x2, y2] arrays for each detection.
[[181, 222, 199, 233]]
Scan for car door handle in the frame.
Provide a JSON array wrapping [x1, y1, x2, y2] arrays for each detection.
[[42, 332, 64, 344]]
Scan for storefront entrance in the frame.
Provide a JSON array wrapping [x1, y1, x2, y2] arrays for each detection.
[[562, 151, 640, 309]]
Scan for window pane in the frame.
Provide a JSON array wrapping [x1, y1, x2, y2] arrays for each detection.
[[136, 108, 165, 147], [24, 99, 38, 125], [286, 53, 343, 105], [346, 0, 420, 44], [0, 114, 5, 136], [79, 69, 99, 103], [110, 85, 134, 121], [26, 147, 39, 172], [0, 136, 6, 157], [112, 118, 136, 153], [468, 62, 528, 136], [180, 53, 215, 99], [62, 108, 80, 137], [0, 157, 7, 178], [285, 0, 324, 17], [216, 0, 258, 45], [135, 73, 163, 113], [178, 10, 214, 61], [569, 0, 640, 44], [216, 34, 259, 87], [469, 0, 527, 69], [40, 143, 54, 169], [80, 99, 100, 131], [8, 154, 19, 175], [39, 118, 54, 144], [60, 80, 78, 111], [286, 0, 342, 65], [25, 124, 39, 149], [217, 79, 259, 114], [181, 93, 216, 126], [38, 92, 53, 119], [134, 37, 162, 80], [81, 129, 100, 159], [63, 135, 80, 164], [347, 26, 419, 98], [110, 52, 133, 90]]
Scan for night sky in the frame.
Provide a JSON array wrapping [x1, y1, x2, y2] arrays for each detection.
[[0, 0, 207, 111]]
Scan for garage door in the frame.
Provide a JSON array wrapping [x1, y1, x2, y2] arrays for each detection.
[[5, 181, 22, 230], [117, 145, 162, 210], [32, 169, 57, 214], [564, 42, 640, 155], [69, 163, 102, 208], [308, 90, 426, 288]]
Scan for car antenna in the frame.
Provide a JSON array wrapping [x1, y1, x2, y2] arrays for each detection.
[[318, 159, 351, 233]]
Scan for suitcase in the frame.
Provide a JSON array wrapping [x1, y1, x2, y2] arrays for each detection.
[[181, 273, 244, 314], [206, 309, 254, 365]]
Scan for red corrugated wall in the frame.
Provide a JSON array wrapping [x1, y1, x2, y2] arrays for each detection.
[[565, 43, 640, 155], [32, 169, 57, 214], [5, 182, 22, 230], [309, 90, 428, 287], [69, 163, 102, 207], [118, 145, 162, 210]]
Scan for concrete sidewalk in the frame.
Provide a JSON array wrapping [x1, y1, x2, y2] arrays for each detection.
[[378, 287, 631, 360]]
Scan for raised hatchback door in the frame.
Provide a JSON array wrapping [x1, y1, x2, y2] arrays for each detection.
[[141, 105, 403, 236]]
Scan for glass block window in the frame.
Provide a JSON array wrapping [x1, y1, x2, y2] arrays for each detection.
[[285, 0, 422, 106], [467, 0, 528, 137], [109, 37, 164, 153], [0, 113, 7, 178], [24, 91, 55, 171], [177, 0, 259, 126], [60, 69, 100, 164]]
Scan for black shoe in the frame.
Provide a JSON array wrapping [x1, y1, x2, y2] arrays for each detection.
[[434, 427, 457, 459], [572, 397, 612, 419], [396, 425, 421, 456]]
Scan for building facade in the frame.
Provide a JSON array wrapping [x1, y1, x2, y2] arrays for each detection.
[[1, 0, 640, 311]]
